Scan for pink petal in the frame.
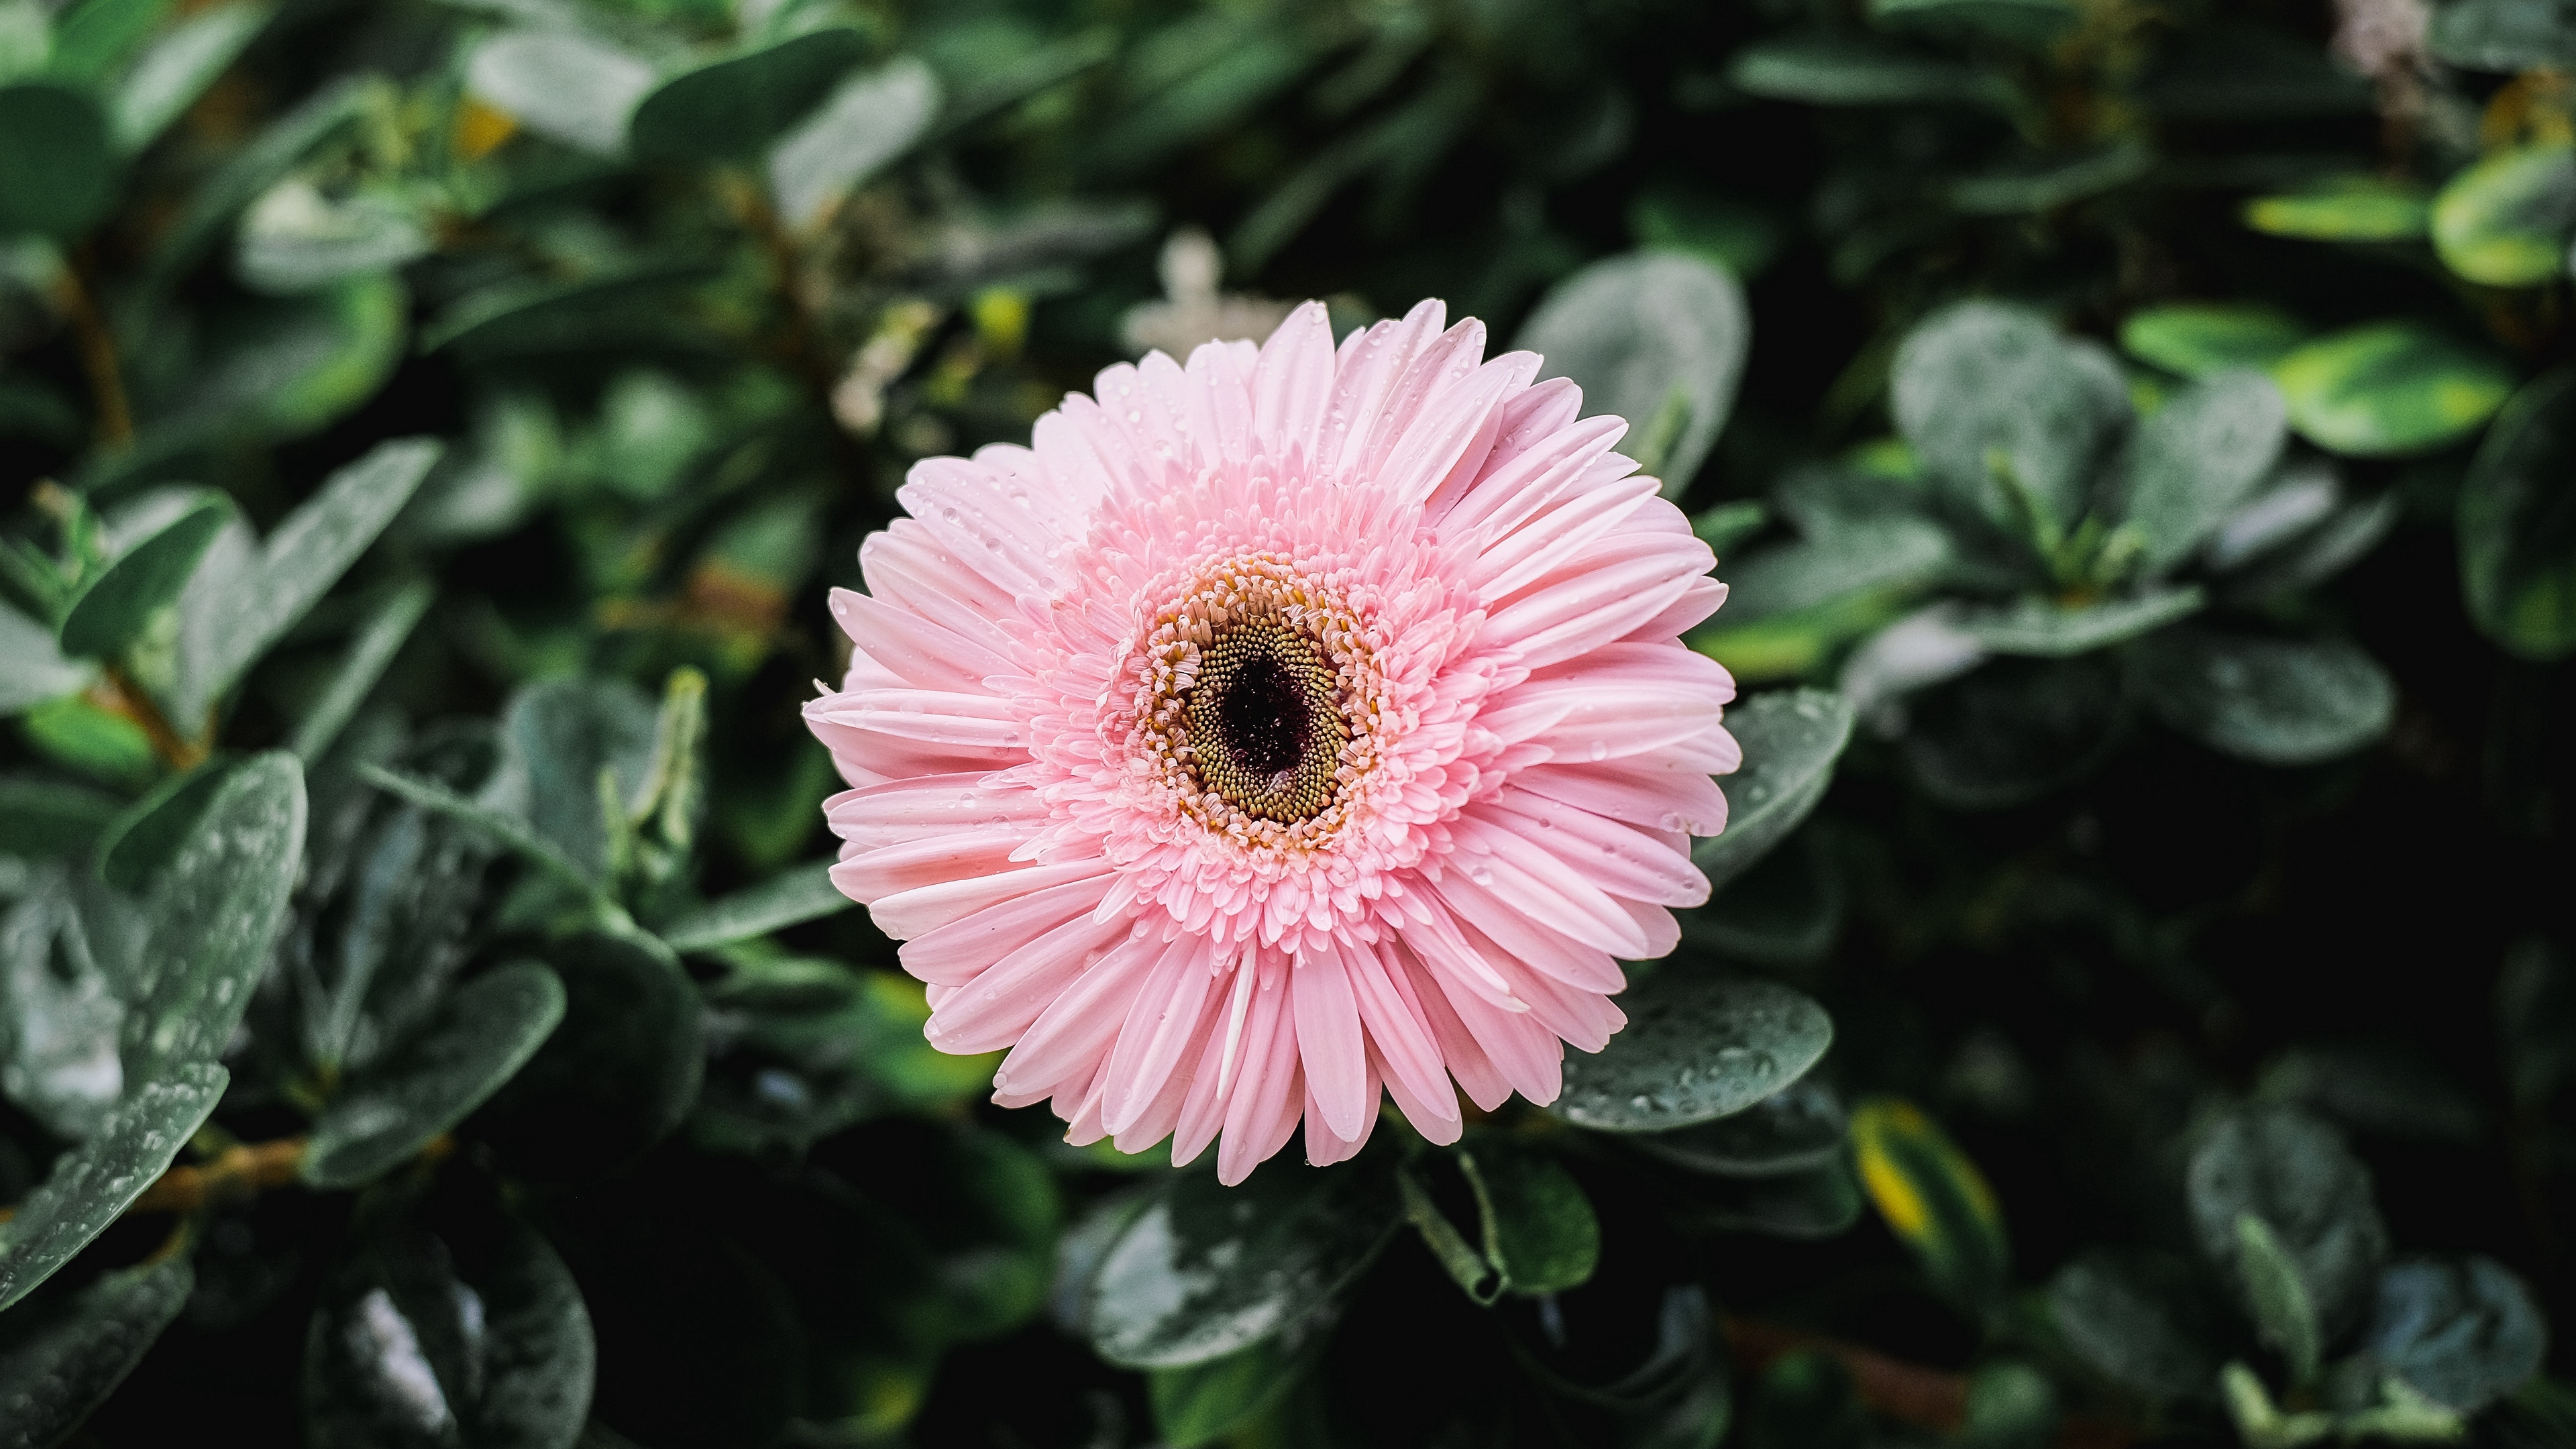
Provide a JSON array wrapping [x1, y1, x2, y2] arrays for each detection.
[[1291, 940, 1370, 1141], [1251, 302, 1334, 466], [900, 872, 1123, 986], [1101, 936, 1222, 1136]]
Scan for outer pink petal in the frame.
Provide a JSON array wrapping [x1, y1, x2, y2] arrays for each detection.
[[1291, 941, 1370, 1141], [1251, 302, 1334, 466]]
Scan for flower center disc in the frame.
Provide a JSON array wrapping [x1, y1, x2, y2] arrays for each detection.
[[1183, 622, 1346, 823]]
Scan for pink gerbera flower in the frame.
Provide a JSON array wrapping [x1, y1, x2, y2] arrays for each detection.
[[807, 300, 1739, 1183]]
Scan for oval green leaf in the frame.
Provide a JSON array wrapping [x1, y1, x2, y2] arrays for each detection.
[[57, 492, 232, 661], [2186, 1109, 2388, 1334], [2120, 303, 2309, 380], [1851, 1096, 2010, 1313], [2365, 1257, 2547, 1413], [2271, 321, 2515, 457], [2432, 144, 2576, 286], [0, 1258, 193, 1448], [2243, 177, 2430, 241], [628, 27, 869, 166], [1955, 587, 2205, 657], [1087, 1165, 1395, 1368], [2119, 368, 2290, 572], [1630, 1075, 1847, 1177], [1690, 688, 1854, 892], [1554, 971, 1831, 1132], [304, 963, 568, 1189], [2131, 627, 2393, 765], [125, 752, 307, 1075], [1515, 250, 1747, 496], [0, 1062, 227, 1313], [2459, 366, 2576, 659]]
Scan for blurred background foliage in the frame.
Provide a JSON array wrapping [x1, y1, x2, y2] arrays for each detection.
[[1, 0, 2575, 1445]]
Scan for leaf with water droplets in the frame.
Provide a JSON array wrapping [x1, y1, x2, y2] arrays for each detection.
[[303, 963, 568, 1189], [0, 1257, 193, 1449], [1693, 688, 1854, 894], [1085, 1162, 1398, 1368], [1553, 971, 1832, 1133], [0, 1062, 227, 1312], [124, 751, 308, 1077], [1630, 1075, 1848, 1177]]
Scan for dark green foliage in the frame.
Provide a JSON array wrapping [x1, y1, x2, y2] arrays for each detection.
[[0, 0, 2570, 1444]]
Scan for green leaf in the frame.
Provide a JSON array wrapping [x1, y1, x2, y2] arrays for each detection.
[[235, 180, 432, 294], [2187, 1110, 2389, 1337], [419, 259, 714, 359], [1870, 0, 2079, 45], [1728, 34, 2016, 109], [1850, 1095, 2010, 1314], [1949, 140, 2152, 215], [1954, 588, 2205, 657], [628, 27, 869, 166], [2131, 628, 2393, 765], [2121, 369, 2291, 573], [1630, 1075, 1846, 1177], [1690, 688, 1854, 892], [2365, 1257, 2547, 1412], [97, 753, 237, 892], [304, 1220, 596, 1449], [2121, 303, 2310, 380], [1901, 655, 2123, 808], [178, 436, 439, 720], [55, 491, 230, 661], [0, 1061, 225, 1312], [478, 932, 702, 1181], [110, 1, 270, 152], [1681, 1158, 1865, 1239], [1688, 826, 1843, 965], [357, 763, 598, 898], [288, 577, 432, 762], [2271, 321, 2515, 457], [1691, 500, 1770, 558], [1959, 1362, 2059, 1449], [0, 1258, 193, 1449], [1892, 300, 2129, 530], [47, 0, 172, 85], [658, 859, 851, 952], [303, 962, 567, 1189], [0, 602, 93, 713], [2243, 177, 2431, 241], [2459, 367, 2576, 659], [0, 775, 119, 857], [2237, 1214, 2324, 1385], [2428, 0, 2576, 72], [1, 869, 125, 1138], [2049, 1252, 2222, 1402], [19, 697, 154, 788], [123, 751, 305, 1074], [1148, 1336, 1307, 1448], [1552, 971, 1832, 1132], [0, 80, 117, 237], [186, 272, 409, 439], [1466, 1138, 1600, 1295], [2433, 144, 2576, 286], [1514, 250, 1748, 496], [466, 29, 655, 158], [1085, 1163, 1396, 1368], [767, 56, 939, 231], [1715, 515, 1952, 625], [495, 676, 658, 883]]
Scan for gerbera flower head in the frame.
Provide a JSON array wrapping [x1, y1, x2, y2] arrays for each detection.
[[808, 300, 1739, 1183]]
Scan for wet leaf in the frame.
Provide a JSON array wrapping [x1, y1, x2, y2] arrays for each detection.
[[2119, 369, 2290, 574], [1953, 588, 2204, 657], [123, 752, 305, 1075], [0, 1258, 192, 1449], [477, 932, 702, 1181], [1085, 1163, 1396, 1368], [0, 1061, 225, 1312], [1892, 300, 2129, 531], [1631, 1075, 1846, 1177], [1515, 250, 1748, 496], [2131, 628, 2392, 765], [1554, 971, 1831, 1132], [493, 676, 658, 883], [1850, 1096, 2009, 1314], [657, 859, 851, 952], [235, 180, 432, 295], [1689, 688, 1854, 892], [1901, 655, 2123, 808], [56, 492, 230, 661], [1, 871, 125, 1138], [2365, 1256, 2546, 1412], [305, 963, 566, 1189], [2187, 1109, 2388, 1336]]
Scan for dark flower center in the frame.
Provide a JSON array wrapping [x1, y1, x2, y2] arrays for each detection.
[[1184, 621, 1347, 822]]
